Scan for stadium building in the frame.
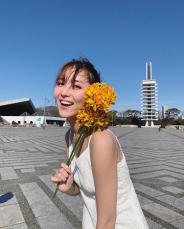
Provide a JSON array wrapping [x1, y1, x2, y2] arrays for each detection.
[[0, 98, 66, 127]]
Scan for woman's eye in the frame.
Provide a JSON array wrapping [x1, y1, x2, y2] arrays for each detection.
[[72, 85, 81, 89], [57, 82, 64, 86]]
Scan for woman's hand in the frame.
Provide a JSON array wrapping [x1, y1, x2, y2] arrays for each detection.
[[51, 163, 74, 193]]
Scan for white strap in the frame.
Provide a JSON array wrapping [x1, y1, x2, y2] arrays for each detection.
[[107, 129, 123, 152], [88, 134, 93, 148]]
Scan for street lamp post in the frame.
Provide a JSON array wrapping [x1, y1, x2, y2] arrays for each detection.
[[43, 94, 50, 130]]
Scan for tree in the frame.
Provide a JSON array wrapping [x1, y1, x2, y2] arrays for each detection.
[[174, 117, 184, 125], [166, 108, 180, 118], [107, 110, 118, 126], [117, 111, 126, 118], [117, 109, 142, 125], [157, 110, 162, 119], [36, 107, 44, 115], [124, 109, 141, 118], [181, 111, 184, 118], [36, 106, 60, 117]]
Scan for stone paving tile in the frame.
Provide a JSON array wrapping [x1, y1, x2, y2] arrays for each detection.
[[20, 182, 46, 197], [171, 218, 184, 229], [33, 146, 50, 153], [145, 217, 162, 229], [38, 174, 83, 221], [164, 162, 184, 170], [158, 177, 180, 183], [141, 202, 184, 223], [0, 204, 25, 227], [27, 147, 38, 152], [20, 183, 61, 219], [133, 183, 164, 197], [130, 165, 164, 174], [13, 165, 35, 169], [163, 166, 184, 175], [137, 194, 153, 205], [155, 170, 175, 176], [0, 223, 27, 229], [168, 172, 184, 180], [1, 163, 28, 168], [35, 164, 48, 167], [0, 168, 19, 180], [37, 212, 75, 229], [162, 186, 184, 194], [155, 194, 184, 210], [26, 194, 60, 217], [131, 171, 160, 180], [21, 168, 35, 173]]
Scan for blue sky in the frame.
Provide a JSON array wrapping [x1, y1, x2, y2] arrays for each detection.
[[0, 0, 183, 113]]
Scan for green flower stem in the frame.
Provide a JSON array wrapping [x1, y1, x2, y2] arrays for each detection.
[[53, 126, 86, 198], [68, 128, 87, 164], [67, 126, 86, 166]]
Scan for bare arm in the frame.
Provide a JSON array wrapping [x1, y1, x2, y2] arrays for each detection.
[[51, 129, 80, 196], [90, 130, 117, 229]]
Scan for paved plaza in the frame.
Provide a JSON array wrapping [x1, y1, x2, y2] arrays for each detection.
[[0, 126, 184, 229]]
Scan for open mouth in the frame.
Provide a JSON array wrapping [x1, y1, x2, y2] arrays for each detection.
[[60, 100, 73, 106]]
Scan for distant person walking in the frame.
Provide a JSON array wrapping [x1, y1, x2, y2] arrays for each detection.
[[158, 126, 161, 132]]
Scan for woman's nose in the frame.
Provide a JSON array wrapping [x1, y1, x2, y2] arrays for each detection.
[[60, 85, 71, 97]]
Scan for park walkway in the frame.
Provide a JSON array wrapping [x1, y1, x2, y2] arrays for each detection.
[[0, 126, 184, 229]]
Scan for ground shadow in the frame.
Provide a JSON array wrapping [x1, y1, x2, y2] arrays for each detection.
[[0, 193, 14, 204]]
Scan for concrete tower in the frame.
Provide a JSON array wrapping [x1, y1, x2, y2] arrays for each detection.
[[141, 62, 158, 127], [162, 106, 168, 119]]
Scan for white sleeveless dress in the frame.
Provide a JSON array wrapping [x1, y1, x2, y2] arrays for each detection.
[[69, 129, 149, 229]]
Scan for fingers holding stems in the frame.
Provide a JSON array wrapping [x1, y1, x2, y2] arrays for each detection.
[[51, 163, 73, 196]]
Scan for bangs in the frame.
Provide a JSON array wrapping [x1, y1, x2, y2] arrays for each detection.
[[55, 66, 76, 85], [55, 66, 89, 85]]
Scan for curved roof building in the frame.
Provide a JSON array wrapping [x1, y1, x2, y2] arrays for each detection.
[[0, 98, 36, 116], [0, 98, 66, 126]]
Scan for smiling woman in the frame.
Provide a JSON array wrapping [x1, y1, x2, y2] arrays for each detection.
[[54, 69, 90, 119], [51, 57, 149, 229], [54, 58, 101, 121]]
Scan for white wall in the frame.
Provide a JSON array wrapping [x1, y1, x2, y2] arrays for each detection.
[[1, 116, 66, 125]]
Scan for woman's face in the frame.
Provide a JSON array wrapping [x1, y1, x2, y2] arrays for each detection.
[[54, 68, 90, 120]]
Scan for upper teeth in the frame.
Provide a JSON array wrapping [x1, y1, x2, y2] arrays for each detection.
[[61, 101, 72, 105]]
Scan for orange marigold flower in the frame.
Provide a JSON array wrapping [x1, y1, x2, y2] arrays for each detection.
[[84, 83, 116, 112], [76, 83, 116, 134]]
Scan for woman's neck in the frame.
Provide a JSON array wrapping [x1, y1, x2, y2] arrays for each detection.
[[68, 117, 81, 135]]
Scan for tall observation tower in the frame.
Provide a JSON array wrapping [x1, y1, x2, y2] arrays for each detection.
[[141, 62, 158, 127]]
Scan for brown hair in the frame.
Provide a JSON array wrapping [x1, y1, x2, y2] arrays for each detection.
[[55, 57, 101, 85]]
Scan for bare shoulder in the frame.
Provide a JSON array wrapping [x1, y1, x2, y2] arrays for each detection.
[[90, 129, 117, 160], [90, 129, 115, 147]]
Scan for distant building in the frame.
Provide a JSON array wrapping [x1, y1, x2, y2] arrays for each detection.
[[141, 62, 158, 127], [162, 106, 168, 119], [0, 98, 66, 126]]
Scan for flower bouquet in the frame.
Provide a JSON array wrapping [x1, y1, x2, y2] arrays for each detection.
[[53, 83, 116, 198]]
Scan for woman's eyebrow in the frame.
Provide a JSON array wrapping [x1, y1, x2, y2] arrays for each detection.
[[58, 77, 64, 81], [74, 80, 85, 84]]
